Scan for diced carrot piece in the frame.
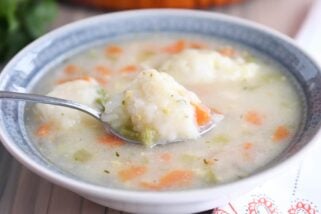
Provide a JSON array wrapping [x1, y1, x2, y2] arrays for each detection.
[[158, 170, 194, 188], [56, 78, 71, 84], [120, 65, 137, 73], [218, 47, 235, 57], [160, 152, 172, 162], [189, 42, 207, 49], [95, 76, 108, 85], [36, 123, 52, 137], [55, 76, 93, 84], [139, 181, 161, 190], [64, 64, 78, 74], [95, 65, 111, 76], [273, 125, 289, 142], [140, 169, 194, 190], [98, 134, 124, 147], [193, 103, 212, 126], [78, 75, 93, 82], [243, 142, 253, 150], [244, 111, 263, 126], [105, 45, 123, 57], [118, 165, 147, 182], [242, 142, 254, 161], [163, 40, 186, 54]]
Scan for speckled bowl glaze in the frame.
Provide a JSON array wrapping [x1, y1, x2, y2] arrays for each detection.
[[1, 10, 321, 214]]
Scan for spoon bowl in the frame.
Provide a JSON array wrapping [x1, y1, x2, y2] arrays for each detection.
[[0, 91, 222, 145]]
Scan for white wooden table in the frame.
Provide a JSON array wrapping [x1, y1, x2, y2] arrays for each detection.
[[0, 0, 315, 213]]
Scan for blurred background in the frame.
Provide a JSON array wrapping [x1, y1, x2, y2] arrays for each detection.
[[0, 0, 314, 65]]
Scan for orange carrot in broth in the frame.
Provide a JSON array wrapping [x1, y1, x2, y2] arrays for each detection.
[[218, 47, 236, 57], [140, 169, 194, 190], [78, 75, 93, 82], [98, 134, 124, 147], [273, 125, 289, 142], [105, 45, 123, 57], [120, 65, 138, 73], [36, 123, 52, 137], [56, 78, 72, 85], [193, 103, 212, 126], [55, 75, 94, 85], [243, 142, 253, 150], [95, 76, 108, 85], [64, 64, 78, 74], [160, 170, 193, 185], [189, 42, 207, 49], [158, 170, 194, 188], [95, 65, 111, 76], [244, 111, 263, 126], [118, 165, 147, 182], [163, 40, 186, 54], [140, 181, 160, 190]]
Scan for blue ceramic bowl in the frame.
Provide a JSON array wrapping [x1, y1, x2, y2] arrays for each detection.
[[1, 10, 321, 214]]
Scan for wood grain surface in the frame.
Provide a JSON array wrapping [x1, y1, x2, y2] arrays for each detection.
[[0, 0, 314, 213]]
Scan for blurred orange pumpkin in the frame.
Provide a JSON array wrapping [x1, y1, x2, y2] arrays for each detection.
[[67, 0, 244, 10]]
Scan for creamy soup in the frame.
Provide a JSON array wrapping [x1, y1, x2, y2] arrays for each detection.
[[28, 34, 301, 191]]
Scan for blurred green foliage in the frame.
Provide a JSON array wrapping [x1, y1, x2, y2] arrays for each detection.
[[0, 0, 57, 63]]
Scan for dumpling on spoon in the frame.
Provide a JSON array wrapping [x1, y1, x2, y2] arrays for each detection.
[[101, 69, 222, 146]]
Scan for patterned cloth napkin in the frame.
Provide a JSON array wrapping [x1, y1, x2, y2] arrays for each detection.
[[215, 1, 321, 213]]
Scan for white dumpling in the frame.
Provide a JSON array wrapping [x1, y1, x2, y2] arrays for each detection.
[[37, 79, 100, 130], [159, 49, 259, 85]]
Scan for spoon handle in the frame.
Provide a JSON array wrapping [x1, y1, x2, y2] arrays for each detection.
[[0, 91, 101, 120]]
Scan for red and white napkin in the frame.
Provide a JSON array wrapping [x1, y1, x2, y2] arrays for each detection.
[[215, 1, 321, 213]]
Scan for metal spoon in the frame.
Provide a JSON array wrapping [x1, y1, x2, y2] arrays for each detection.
[[0, 91, 222, 145]]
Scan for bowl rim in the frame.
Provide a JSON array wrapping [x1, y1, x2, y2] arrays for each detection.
[[1, 9, 321, 204]]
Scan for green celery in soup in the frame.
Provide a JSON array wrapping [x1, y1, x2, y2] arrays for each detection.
[[28, 35, 301, 191]]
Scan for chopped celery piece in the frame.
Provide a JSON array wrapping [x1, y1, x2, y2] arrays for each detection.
[[140, 128, 157, 146], [73, 149, 92, 163], [95, 98, 106, 111], [137, 50, 155, 62], [203, 168, 218, 184], [119, 122, 157, 146], [87, 50, 98, 58], [211, 135, 229, 144], [119, 126, 140, 140], [180, 153, 199, 164], [97, 88, 107, 97], [243, 53, 256, 63], [95, 88, 109, 111], [260, 72, 285, 84], [162, 107, 170, 115]]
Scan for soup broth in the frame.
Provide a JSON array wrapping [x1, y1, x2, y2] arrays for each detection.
[[28, 34, 301, 191]]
